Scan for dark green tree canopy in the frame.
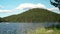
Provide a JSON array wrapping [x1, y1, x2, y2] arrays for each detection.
[[50, 0, 60, 10], [0, 17, 2, 22]]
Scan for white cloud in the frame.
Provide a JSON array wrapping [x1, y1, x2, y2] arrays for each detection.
[[48, 8, 59, 11], [0, 10, 13, 12], [0, 9, 19, 12], [0, 3, 60, 14], [15, 3, 46, 10], [47, 8, 60, 14], [0, 3, 46, 12]]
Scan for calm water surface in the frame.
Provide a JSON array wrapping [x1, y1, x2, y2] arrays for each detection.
[[0, 23, 60, 34]]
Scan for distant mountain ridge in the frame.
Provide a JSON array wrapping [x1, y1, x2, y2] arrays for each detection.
[[1, 8, 60, 22]]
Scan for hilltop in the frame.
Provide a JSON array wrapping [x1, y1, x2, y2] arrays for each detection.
[[2, 8, 60, 22]]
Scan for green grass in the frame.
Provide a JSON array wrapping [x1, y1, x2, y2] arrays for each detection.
[[27, 27, 60, 34]]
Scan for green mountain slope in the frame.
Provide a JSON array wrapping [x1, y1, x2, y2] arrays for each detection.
[[3, 8, 60, 22]]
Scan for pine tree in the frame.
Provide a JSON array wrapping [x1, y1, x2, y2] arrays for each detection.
[[50, 0, 60, 10]]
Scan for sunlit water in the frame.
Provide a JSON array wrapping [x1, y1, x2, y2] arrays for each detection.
[[0, 22, 60, 34]]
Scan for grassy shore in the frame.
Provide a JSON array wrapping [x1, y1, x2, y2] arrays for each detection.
[[27, 27, 60, 34]]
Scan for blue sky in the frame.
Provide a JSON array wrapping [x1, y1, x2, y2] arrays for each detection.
[[0, 0, 59, 17]]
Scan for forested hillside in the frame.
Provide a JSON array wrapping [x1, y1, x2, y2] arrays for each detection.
[[1, 8, 60, 22]]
